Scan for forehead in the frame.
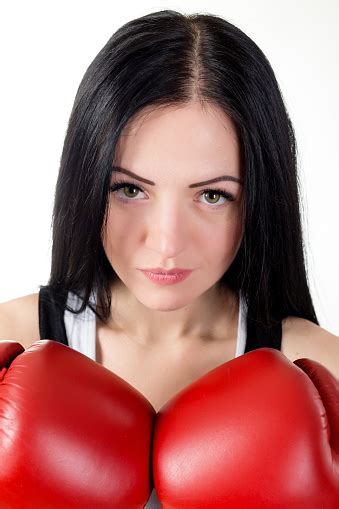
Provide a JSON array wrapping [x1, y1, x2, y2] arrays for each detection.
[[115, 101, 240, 175], [121, 101, 237, 140]]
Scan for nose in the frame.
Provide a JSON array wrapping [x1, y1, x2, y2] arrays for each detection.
[[144, 197, 188, 257]]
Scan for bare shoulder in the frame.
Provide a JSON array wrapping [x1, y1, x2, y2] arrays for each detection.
[[282, 316, 339, 379], [0, 292, 40, 349]]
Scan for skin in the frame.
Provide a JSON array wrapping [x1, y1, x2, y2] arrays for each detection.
[[1, 104, 338, 415], [101, 100, 244, 348]]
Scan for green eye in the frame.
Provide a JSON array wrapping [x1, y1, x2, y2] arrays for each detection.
[[203, 190, 222, 204], [109, 181, 235, 207], [122, 185, 140, 198]]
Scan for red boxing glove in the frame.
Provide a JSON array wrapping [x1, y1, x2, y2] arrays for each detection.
[[0, 340, 155, 509], [153, 348, 339, 509], [1, 342, 338, 508]]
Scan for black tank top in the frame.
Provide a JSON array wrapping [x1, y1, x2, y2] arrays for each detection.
[[38, 285, 282, 353]]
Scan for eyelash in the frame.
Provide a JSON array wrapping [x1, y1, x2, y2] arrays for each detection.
[[109, 179, 235, 209]]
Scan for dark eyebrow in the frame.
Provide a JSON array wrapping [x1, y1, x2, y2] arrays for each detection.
[[111, 166, 243, 187]]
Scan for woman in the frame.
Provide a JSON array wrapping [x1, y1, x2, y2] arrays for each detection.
[[2, 8, 339, 392], [1, 9, 338, 507]]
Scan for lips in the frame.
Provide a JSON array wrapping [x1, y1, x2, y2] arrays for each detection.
[[142, 268, 190, 275], [140, 269, 193, 285]]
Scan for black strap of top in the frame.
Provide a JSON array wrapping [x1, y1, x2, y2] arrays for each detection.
[[39, 285, 282, 352], [244, 318, 282, 353], [39, 285, 69, 345]]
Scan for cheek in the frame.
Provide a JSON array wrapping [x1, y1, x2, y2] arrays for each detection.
[[102, 201, 244, 262], [202, 217, 243, 265], [102, 208, 133, 258]]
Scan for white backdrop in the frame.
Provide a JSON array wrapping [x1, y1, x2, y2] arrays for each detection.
[[0, 0, 338, 334]]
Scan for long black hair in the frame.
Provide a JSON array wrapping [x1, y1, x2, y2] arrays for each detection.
[[40, 9, 318, 333]]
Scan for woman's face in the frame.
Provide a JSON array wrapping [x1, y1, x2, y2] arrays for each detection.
[[102, 101, 244, 312]]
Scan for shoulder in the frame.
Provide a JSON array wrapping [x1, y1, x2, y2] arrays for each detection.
[[281, 316, 339, 379], [0, 292, 40, 349]]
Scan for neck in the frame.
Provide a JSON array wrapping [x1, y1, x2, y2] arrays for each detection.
[[99, 281, 239, 349]]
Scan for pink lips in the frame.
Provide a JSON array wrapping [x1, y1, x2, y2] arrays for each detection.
[[140, 269, 192, 285], [143, 268, 191, 274]]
